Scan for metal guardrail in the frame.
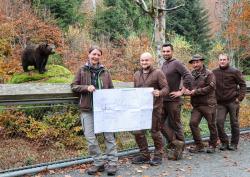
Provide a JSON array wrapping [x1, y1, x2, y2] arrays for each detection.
[[0, 82, 134, 105], [1, 82, 249, 105]]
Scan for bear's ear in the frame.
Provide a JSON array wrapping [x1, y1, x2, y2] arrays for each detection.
[[38, 43, 46, 50]]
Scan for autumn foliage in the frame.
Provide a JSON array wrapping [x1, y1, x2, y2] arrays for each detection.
[[0, 0, 65, 82], [223, 0, 250, 60]]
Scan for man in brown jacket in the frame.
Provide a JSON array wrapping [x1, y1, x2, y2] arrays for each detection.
[[160, 43, 192, 160], [213, 53, 246, 151], [186, 54, 218, 153], [132, 52, 169, 166]]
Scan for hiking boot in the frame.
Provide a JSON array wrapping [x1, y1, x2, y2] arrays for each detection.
[[87, 165, 105, 175], [150, 156, 162, 166], [167, 149, 183, 160], [172, 140, 184, 160], [228, 144, 237, 151], [219, 143, 229, 151], [206, 146, 216, 153], [189, 144, 205, 153], [106, 165, 117, 176], [132, 155, 150, 164]]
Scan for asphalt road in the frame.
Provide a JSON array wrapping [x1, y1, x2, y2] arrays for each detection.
[[43, 135, 250, 177]]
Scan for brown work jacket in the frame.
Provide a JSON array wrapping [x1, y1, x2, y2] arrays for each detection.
[[191, 66, 216, 107], [161, 58, 192, 102], [71, 63, 113, 111], [134, 66, 169, 110], [213, 65, 246, 104]]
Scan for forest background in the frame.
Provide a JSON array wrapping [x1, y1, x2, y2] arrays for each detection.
[[0, 0, 250, 171]]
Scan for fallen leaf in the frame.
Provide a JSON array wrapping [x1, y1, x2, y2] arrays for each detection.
[[162, 171, 169, 176], [79, 169, 85, 173], [141, 165, 149, 169], [49, 170, 55, 174], [223, 155, 228, 158], [176, 168, 185, 172], [136, 169, 143, 173]]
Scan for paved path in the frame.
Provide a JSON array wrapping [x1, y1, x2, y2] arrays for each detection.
[[44, 135, 250, 177]]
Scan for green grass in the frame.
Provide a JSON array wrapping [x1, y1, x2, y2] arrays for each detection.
[[244, 75, 250, 81], [9, 65, 73, 84]]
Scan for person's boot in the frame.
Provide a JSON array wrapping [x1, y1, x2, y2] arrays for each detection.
[[150, 155, 162, 166], [189, 143, 205, 153], [219, 143, 229, 151], [106, 165, 117, 176], [87, 165, 105, 175], [228, 144, 237, 151], [132, 154, 150, 164], [206, 145, 216, 153], [167, 140, 184, 160], [173, 140, 184, 160]]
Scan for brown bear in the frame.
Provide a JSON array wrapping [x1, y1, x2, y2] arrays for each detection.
[[21, 43, 55, 74]]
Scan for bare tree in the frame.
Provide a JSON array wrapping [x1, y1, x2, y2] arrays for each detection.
[[134, 0, 184, 65]]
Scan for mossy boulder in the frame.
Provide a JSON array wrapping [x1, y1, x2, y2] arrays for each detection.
[[9, 65, 73, 84]]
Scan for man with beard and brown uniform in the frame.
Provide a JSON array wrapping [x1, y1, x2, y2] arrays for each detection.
[[132, 52, 169, 166], [160, 43, 192, 160], [213, 53, 246, 151], [186, 54, 218, 153]]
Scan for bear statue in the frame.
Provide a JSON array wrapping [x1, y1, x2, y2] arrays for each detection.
[[21, 43, 55, 74]]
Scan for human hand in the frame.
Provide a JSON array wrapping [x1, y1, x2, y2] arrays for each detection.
[[169, 91, 182, 98], [184, 89, 192, 96], [153, 89, 160, 97], [190, 90, 195, 96], [87, 85, 96, 92]]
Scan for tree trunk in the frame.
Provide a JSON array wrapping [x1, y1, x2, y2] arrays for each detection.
[[154, 0, 166, 66]]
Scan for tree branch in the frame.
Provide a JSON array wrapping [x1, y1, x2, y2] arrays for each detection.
[[158, 3, 185, 12], [134, 0, 149, 13]]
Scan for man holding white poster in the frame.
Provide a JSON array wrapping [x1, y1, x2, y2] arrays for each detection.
[[132, 52, 169, 166]]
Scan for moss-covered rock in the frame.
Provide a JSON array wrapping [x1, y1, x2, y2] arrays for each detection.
[[9, 65, 73, 84]]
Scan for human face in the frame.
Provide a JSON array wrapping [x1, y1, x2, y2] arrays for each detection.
[[218, 54, 230, 68], [191, 60, 203, 71], [140, 54, 152, 70], [88, 49, 102, 66], [162, 46, 173, 60]]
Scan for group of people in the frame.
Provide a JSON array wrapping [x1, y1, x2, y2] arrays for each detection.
[[71, 43, 246, 176]]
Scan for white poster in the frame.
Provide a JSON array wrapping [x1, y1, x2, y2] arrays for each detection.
[[93, 88, 154, 133]]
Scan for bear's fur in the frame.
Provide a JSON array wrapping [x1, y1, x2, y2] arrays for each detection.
[[21, 43, 55, 74]]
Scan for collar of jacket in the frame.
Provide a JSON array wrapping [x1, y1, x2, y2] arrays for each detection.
[[192, 65, 207, 79], [219, 64, 230, 70], [163, 57, 175, 64], [83, 61, 104, 70], [139, 65, 155, 74]]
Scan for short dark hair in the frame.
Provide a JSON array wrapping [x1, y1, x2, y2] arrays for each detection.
[[162, 43, 173, 50], [88, 46, 102, 55]]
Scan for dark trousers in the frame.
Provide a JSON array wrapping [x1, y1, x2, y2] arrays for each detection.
[[134, 109, 163, 157], [189, 105, 218, 147], [216, 102, 240, 145], [160, 101, 185, 143]]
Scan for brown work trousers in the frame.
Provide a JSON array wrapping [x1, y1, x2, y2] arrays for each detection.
[[134, 109, 163, 158], [189, 105, 218, 147], [216, 102, 240, 145], [160, 101, 185, 143]]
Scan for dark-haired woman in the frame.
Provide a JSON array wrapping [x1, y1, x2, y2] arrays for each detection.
[[71, 46, 118, 176]]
